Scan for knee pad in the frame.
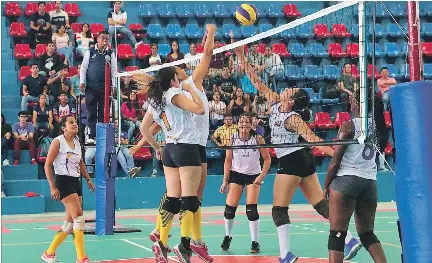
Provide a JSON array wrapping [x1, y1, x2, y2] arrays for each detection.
[[272, 206, 290, 227], [328, 230, 347, 252], [313, 199, 329, 219], [359, 231, 380, 250], [180, 196, 200, 213], [162, 196, 181, 214], [246, 204, 259, 221], [224, 204, 237, 220], [60, 221, 73, 234], [73, 216, 85, 231]]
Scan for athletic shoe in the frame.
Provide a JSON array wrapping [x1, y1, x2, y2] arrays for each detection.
[[190, 240, 213, 262], [220, 236, 232, 251], [152, 241, 169, 263], [76, 257, 92, 263], [149, 229, 161, 242], [279, 251, 298, 263], [250, 241, 261, 253], [173, 243, 192, 263], [344, 238, 363, 260], [41, 251, 56, 263]]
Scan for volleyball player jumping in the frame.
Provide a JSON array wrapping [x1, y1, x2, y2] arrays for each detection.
[[219, 113, 271, 253], [41, 115, 95, 263], [324, 89, 388, 263], [236, 47, 361, 263]]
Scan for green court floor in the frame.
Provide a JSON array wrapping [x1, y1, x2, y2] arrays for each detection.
[[1, 203, 402, 263]]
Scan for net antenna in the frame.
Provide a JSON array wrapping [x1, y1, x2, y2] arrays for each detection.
[[357, 1, 367, 145]]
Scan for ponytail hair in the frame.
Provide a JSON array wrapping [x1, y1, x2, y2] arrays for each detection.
[[292, 89, 311, 122], [146, 67, 176, 111]]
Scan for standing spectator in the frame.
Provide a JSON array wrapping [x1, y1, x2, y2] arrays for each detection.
[[49, 1, 74, 42], [263, 45, 284, 91], [53, 91, 76, 135], [29, 2, 51, 48], [377, 67, 397, 111], [337, 63, 358, 105], [185, 43, 200, 74], [165, 41, 185, 68], [211, 114, 238, 147], [52, 25, 75, 66], [143, 44, 165, 69], [246, 43, 268, 84], [227, 87, 250, 123], [21, 63, 48, 111], [121, 91, 142, 141], [32, 94, 53, 132], [209, 91, 226, 130], [1, 114, 12, 166], [12, 111, 37, 165], [215, 66, 237, 104], [107, 1, 142, 49], [75, 24, 95, 57], [80, 31, 117, 144], [47, 65, 75, 106], [39, 42, 66, 77]]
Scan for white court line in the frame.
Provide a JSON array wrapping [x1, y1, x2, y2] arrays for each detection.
[[121, 239, 180, 263]]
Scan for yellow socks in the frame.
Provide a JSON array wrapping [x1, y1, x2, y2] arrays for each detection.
[[192, 207, 202, 241], [156, 192, 167, 232], [72, 216, 86, 261], [180, 210, 194, 238], [46, 231, 68, 255]]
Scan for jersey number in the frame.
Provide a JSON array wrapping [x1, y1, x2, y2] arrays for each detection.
[[362, 144, 375, 160], [159, 111, 172, 131]]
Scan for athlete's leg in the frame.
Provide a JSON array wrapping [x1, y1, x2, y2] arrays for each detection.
[[245, 182, 261, 253]]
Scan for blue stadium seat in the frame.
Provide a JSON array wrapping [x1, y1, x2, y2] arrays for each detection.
[[304, 65, 324, 80], [158, 4, 175, 18], [382, 64, 402, 80], [424, 64, 432, 79], [400, 42, 408, 54], [158, 44, 171, 57], [421, 23, 432, 36], [255, 3, 267, 18], [147, 24, 165, 38], [279, 27, 296, 39], [367, 43, 384, 57], [266, 4, 283, 18], [290, 43, 309, 57], [258, 23, 274, 36], [390, 3, 406, 17], [284, 65, 303, 80], [176, 4, 194, 18], [241, 26, 256, 38], [420, 2, 432, 17], [166, 24, 184, 38], [375, 3, 388, 18], [213, 4, 231, 18], [308, 43, 327, 58], [323, 65, 339, 80], [223, 24, 241, 38], [179, 43, 190, 54], [387, 23, 404, 38], [206, 140, 222, 160], [351, 24, 359, 38], [195, 4, 212, 18], [185, 24, 203, 39], [384, 43, 401, 57], [140, 4, 156, 18], [319, 87, 340, 105], [303, 88, 321, 104], [368, 24, 385, 37], [297, 24, 313, 38]]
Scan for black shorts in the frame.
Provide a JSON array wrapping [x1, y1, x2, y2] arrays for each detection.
[[198, 145, 207, 164], [55, 174, 82, 200], [228, 170, 260, 186], [162, 143, 202, 168], [277, 147, 316, 177]]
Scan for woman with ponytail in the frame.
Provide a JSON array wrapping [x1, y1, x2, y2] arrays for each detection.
[[237, 46, 361, 263]]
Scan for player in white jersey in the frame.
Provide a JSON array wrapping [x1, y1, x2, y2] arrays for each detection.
[[324, 89, 388, 263], [236, 46, 361, 263], [219, 113, 271, 253], [41, 115, 95, 263], [136, 24, 216, 263]]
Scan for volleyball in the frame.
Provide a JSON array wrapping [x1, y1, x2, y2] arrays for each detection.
[[236, 3, 258, 26]]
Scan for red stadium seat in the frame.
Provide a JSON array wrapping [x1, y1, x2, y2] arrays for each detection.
[[421, 42, 432, 56], [117, 44, 135, 59], [334, 112, 351, 128], [136, 93, 147, 105], [25, 2, 37, 17], [346, 43, 359, 58], [136, 44, 151, 59], [314, 24, 332, 38], [307, 123, 316, 130], [90, 23, 105, 36], [14, 44, 33, 60], [133, 147, 152, 160], [35, 44, 46, 58], [384, 141, 393, 156], [283, 4, 301, 18], [4, 2, 22, 18], [196, 44, 204, 53], [19, 66, 31, 81], [312, 147, 327, 157], [126, 66, 139, 72], [351, 65, 360, 79], [368, 64, 380, 79], [71, 23, 83, 33], [272, 43, 291, 57], [129, 23, 146, 38], [67, 66, 79, 78], [10, 22, 27, 38], [268, 148, 277, 158], [384, 111, 392, 128], [257, 43, 266, 54], [45, 2, 55, 13], [314, 112, 336, 129], [332, 24, 351, 38], [328, 43, 346, 57], [64, 3, 81, 17]]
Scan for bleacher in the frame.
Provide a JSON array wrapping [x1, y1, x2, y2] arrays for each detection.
[[1, 1, 431, 214]]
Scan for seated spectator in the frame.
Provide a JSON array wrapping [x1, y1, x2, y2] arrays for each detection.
[[2, 114, 12, 166], [211, 113, 238, 147], [227, 87, 250, 123], [120, 76, 138, 100], [152, 130, 165, 177], [247, 42, 268, 85], [52, 25, 75, 66], [107, 1, 143, 49], [32, 94, 53, 132], [251, 114, 265, 137], [209, 91, 226, 130], [76, 23, 95, 57], [49, 1, 74, 42], [208, 41, 227, 78], [12, 111, 37, 165], [70, 62, 83, 99], [29, 2, 51, 48], [39, 42, 66, 77], [185, 43, 200, 74], [338, 63, 358, 108], [1, 171, 5, 197], [215, 66, 237, 104], [165, 41, 185, 68], [121, 91, 142, 140], [143, 43, 165, 69], [377, 67, 397, 111], [263, 45, 284, 91], [47, 65, 75, 106], [252, 93, 270, 124], [21, 63, 48, 111], [53, 91, 76, 135]]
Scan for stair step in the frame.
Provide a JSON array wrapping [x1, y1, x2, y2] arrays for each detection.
[[3, 164, 39, 180], [1, 70, 18, 85], [4, 179, 44, 196], [2, 109, 19, 124], [1, 95, 21, 108], [1, 196, 45, 215], [1, 60, 16, 70], [7, 150, 35, 164]]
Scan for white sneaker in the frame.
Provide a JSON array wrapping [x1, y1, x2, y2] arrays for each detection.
[[41, 251, 56, 263], [1, 192, 6, 198], [3, 159, 9, 166], [134, 41, 143, 49], [86, 139, 95, 144]]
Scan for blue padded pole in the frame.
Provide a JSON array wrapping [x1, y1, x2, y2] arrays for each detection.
[[95, 123, 117, 235], [389, 81, 432, 262]]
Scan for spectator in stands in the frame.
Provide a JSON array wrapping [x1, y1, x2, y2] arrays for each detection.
[[338, 63, 358, 107], [1, 171, 5, 197], [1, 114, 12, 166], [377, 67, 397, 111], [209, 91, 226, 130], [32, 94, 53, 132], [53, 91, 76, 135], [247, 43, 268, 84], [39, 42, 66, 77], [49, 1, 74, 42], [152, 130, 165, 177], [47, 65, 75, 106], [70, 62, 83, 99], [120, 76, 138, 100], [12, 111, 37, 165], [209, 41, 226, 78], [21, 63, 48, 111], [185, 43, 200, 74], [263, 45, 284, 91], [80, 31, 117, 144], [211, 113, 238, 147], [52, 25, 75, 66], [165, 40, 185, 68], [252, 93, 270, 124], [29, 2, 52, 49], [251, 114, 265, 137], [227, 87, 250, 123], [215, 66, 236, 104], [143, 44, 165, 69], [75, 23, 95, 57], [121, 91, 142, 141], [107, 1, 143, 49]]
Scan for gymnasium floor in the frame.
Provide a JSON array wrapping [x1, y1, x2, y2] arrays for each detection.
[[1, 203, 402, 263]]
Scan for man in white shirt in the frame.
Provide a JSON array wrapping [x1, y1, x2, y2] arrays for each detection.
[[107, 1, 142, 49]]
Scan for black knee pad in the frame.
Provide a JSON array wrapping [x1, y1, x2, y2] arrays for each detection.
[[272, 206, 290, 227], [181, 196, 200, 213], [161, 196, 181, 214], [224, 204, 237, 220], [246, 204, 259, 221], [359, 231, 380, 250], [328, 230, 347, 252], [313, 199, 329, 219]]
